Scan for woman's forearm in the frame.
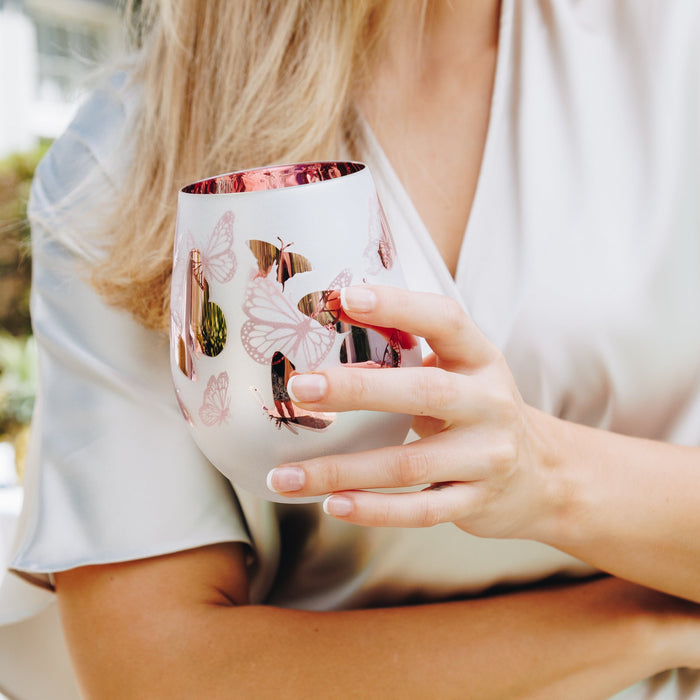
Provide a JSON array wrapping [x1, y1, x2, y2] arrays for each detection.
[[216, 580, 663, 700], [56, 550, 682, 700], [532, 409, 700, 603]]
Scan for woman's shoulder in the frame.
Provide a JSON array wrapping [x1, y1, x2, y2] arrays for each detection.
[[28, 71, 140, 255]]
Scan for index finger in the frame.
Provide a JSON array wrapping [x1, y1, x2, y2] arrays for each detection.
[[339, 286, 497, 369]]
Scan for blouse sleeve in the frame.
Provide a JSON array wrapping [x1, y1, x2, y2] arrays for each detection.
[[8, 75, 251, 590]]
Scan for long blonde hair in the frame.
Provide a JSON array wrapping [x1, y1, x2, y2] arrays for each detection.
[[91, 0, 393, 331]]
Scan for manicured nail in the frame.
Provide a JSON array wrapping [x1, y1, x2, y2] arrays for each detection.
[[323, 495, 354, 517], [287, 374, 327, 403], [340, 286, 376, 313], [266, 466, 305, 493]]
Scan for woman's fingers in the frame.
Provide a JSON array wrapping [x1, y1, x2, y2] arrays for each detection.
[[267, 286, 529, 531], [340, 285, 497, 369], [267, 428, 503, 497], [322, 483, 477, 528], [287, 365, 486, 421]]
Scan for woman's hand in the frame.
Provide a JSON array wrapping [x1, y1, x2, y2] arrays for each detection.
[[266, 286, 700, 606], [267, 285, 563, 540]]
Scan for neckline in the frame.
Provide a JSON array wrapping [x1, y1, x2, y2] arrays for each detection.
[[361, 0, 513, 287]]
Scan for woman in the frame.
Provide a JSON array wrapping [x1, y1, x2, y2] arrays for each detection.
[[4, 0, 700, 697]]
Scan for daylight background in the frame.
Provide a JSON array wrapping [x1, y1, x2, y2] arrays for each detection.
[[0, 2, 123, 694]]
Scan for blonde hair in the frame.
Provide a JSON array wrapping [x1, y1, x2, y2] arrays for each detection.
[[90, 0, 393, 331]]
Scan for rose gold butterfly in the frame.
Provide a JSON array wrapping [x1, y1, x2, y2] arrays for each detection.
[[247, 237, 312, 289], [378, 329, 402, 367], [296, 268, 353, 328], [249, 376, 334, 436], [363, 196, 396, 274]]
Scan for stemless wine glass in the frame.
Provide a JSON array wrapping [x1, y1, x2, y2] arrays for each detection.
[[170, 161, 422, 502]]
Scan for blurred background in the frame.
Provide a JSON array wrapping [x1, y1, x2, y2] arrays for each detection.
[[0, 0, 123, 642]]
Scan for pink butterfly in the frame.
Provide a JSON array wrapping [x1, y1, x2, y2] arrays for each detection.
[[363, 196, 396, 273], [240, 276, 336, 370], [199, 371, 231, 426], [192, 210, 237, 287]]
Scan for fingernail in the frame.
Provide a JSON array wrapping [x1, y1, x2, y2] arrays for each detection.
[[266, 466, 305, 493], [287, 374, 327, 402], [340, 286, 376, 313], [323, 495, 354, 517]]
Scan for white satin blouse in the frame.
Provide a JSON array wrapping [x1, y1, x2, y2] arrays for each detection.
[[3, 1, 700, 698]]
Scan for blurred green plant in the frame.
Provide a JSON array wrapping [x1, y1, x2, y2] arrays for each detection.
[[0, 141, 50, 337], [0, 332, 37, 437], [0, 142, 49, 453]]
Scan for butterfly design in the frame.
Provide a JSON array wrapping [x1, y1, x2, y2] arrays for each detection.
[[174, 249, 229, 379], [379, 329, 402, 368], [191, 210, 238, 288], [249, 382, 334, 435], [240, 276, 336, 370], [249, 386, 298, 433], [363, 196, 396, 273], [296, 268, 353, 328], [199, 371, 231, 426], [247, 237, 312, 289], [270, 350, 296, 411]]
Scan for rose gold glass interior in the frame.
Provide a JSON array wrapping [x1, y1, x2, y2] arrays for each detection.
[[182, 162, 365, 195]]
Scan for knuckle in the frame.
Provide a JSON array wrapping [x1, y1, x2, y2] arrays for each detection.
[[492, 348, 508, 367], [489, 347, 509, 370], [417, 367, 461, 414], [493, 392, 519, 426], [416, 492, 443, 528], [490, 430, 519, 473], [321, 459, 344, 492], [391, 448, 433, 486], [435, 296, 465, 331], [480, 373, 519, 425]]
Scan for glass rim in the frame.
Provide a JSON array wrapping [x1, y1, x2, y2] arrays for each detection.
[[181, 161, 366, 196]]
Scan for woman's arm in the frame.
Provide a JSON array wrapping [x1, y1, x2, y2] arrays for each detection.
[[533, 411, 700, 604], [55, 543, 698, 700], [266, 286, 700, 603]]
